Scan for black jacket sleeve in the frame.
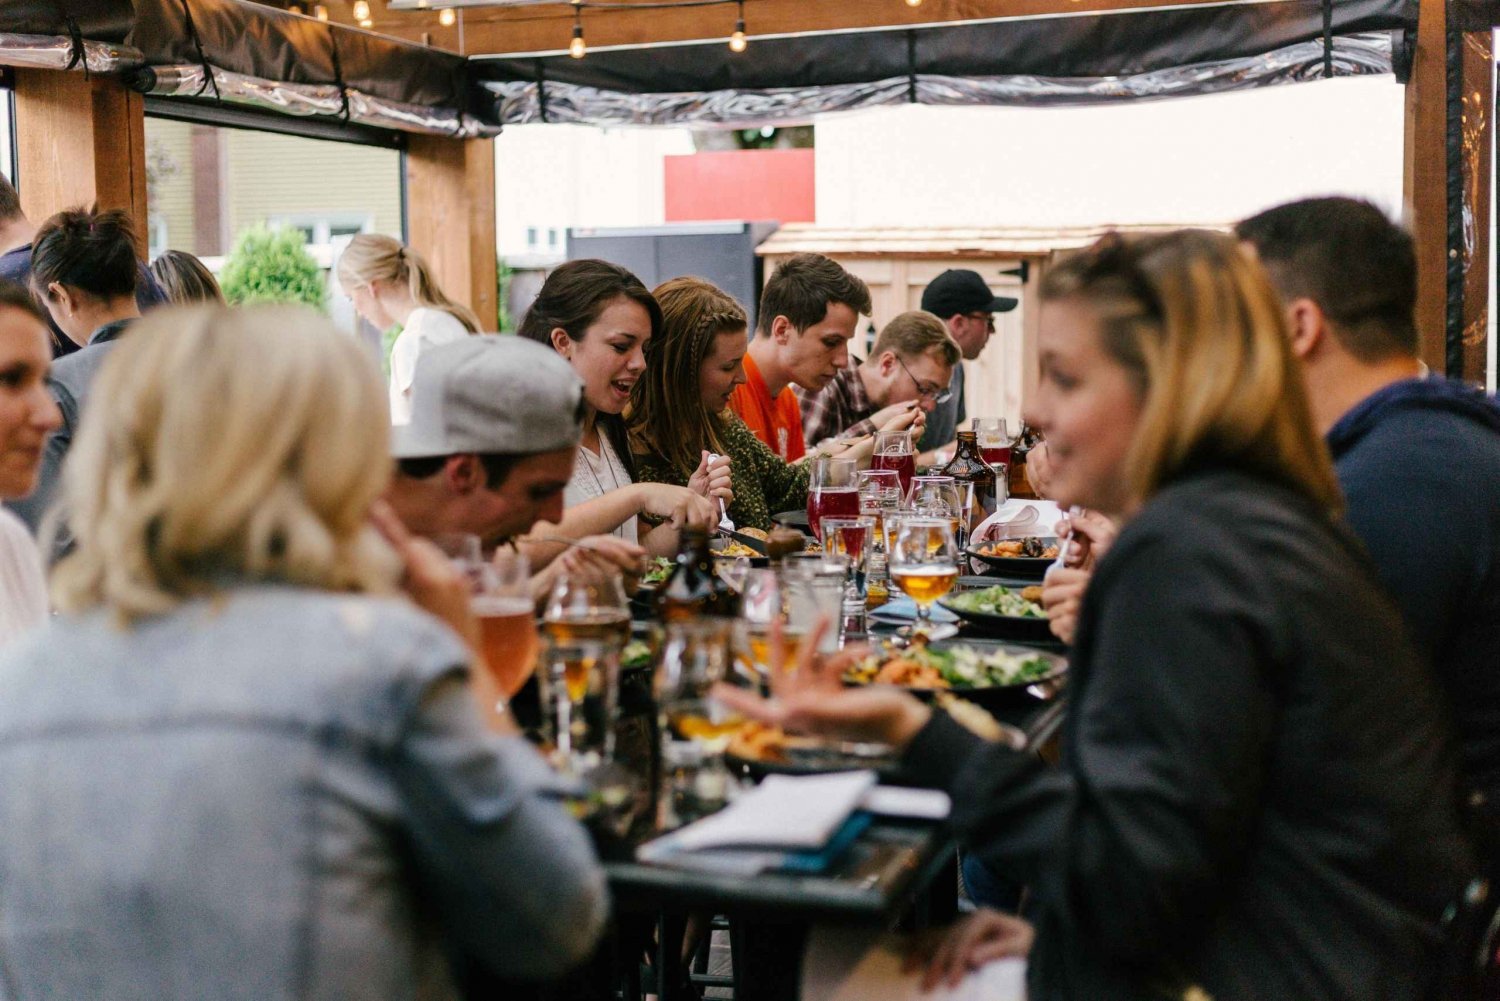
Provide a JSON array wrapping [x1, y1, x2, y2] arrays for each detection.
[[903, 526, 1278, 964]]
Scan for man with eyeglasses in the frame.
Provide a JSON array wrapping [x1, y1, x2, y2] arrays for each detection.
[[796, 309, 959, 450], [917, 268, 1020, 458]]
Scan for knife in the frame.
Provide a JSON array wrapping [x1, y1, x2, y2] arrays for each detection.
[[715, 526, 770, 556]]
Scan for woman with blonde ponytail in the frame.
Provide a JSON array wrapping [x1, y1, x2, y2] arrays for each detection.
[[337, 233, 481, 424]]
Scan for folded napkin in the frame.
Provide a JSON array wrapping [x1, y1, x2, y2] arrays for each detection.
[[868, 597, 959, 625], [973, 500, 1065, 542]]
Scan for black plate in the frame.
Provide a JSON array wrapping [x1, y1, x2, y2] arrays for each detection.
[[964, 538, 1059, 580], [853, 637, 1067, 713], [772, 510, 810, 530], [725, 740, 901, 780], [940, 588, 1053, 642]]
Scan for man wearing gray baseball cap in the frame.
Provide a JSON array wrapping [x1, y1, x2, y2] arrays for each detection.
[[385, 337, 643, 591]]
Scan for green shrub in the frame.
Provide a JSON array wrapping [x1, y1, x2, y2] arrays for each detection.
[[219, 226, 326, 309]]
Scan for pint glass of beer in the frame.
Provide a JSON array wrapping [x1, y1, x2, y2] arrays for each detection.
[[473, 550, 538, 700]]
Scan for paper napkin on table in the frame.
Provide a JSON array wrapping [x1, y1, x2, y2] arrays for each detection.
[[803, 927, 1027, 1001], [639, 770, 879, 867]]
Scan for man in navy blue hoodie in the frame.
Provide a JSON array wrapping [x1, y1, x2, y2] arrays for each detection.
[[1239, 198, 1500, 817]]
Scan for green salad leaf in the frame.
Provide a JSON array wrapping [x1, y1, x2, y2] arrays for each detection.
[[641, 557, 674, 586], [945, 585, 1047, 619]]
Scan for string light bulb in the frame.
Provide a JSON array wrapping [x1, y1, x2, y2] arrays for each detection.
[[351, 0, 370, 19], [728, 0, 747, 52], [569, 9, 586, 58], [905, 0, 923, 6], [313, 3, 328, 18], [438, 6, 456, 26]]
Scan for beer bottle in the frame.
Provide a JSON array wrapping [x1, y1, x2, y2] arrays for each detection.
[[655, 527, 742, 621], [940, 429, 1000, 531]]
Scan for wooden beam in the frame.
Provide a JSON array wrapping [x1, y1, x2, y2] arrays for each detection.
[[363, 0, 1236, 57], [405, 136, 499, 329], [1402, 0, 1447, 372], [1457, 29, 1492, 383], [11, 69, 148, 253]]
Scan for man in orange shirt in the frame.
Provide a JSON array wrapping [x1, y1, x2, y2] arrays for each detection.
[[730, 254, 872, 462]]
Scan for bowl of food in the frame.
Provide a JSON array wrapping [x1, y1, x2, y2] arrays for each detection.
[[844, 635, 1065, 711], [939, 584, 1053, 641], [966, 536, 1060, 579]]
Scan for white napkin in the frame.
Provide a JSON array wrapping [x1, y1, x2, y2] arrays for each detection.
[[803, 927, 1027, 1001], [973, 500, 1065, 543], [640, 771, 878, 861]]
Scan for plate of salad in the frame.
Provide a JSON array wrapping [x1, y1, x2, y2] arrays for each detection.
[[845, 636, 1065, 710], [940, 584, 1053, 640]]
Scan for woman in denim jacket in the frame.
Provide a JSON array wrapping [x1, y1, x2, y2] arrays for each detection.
[[0, 304, 607, 1000]]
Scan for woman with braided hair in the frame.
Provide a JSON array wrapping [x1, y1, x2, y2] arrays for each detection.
[[628, 276, 808, 532], [337, 233, 481, 424]]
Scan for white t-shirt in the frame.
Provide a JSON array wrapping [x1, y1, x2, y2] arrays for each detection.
[[388, 308, 472, 425], [563, 431, 639, 544], [0, 508, 47, 650]]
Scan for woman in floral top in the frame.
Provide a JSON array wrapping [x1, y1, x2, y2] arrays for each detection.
[[628, 277, 809, 532]]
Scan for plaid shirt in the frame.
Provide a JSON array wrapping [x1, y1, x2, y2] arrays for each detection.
[[794, 358, 878, 448]]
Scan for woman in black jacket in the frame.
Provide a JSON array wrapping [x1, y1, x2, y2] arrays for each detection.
[[721, 230, 1474, 1001]]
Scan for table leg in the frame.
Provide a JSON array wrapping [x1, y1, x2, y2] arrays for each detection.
[[730, 921, 808, 1001]]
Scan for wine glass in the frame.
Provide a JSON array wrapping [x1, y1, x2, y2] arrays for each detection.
[[888, 516, 960, 640], [807, 456, 858, 543], [540, 570, 630, 771], [821, 516, 875, 600], [871, 428, 916, 497], [736, 569, 803, 684], [654, 619, 741, 823]]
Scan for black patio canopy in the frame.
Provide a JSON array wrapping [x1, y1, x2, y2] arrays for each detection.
[[471, 0, 1413, 127], [0, 0, 495, 136]]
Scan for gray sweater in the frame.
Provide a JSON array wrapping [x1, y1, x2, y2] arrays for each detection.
[[0, 585, 607, 999]]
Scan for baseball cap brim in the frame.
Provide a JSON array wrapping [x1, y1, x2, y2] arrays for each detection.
[[990, 296, 1020, 313]]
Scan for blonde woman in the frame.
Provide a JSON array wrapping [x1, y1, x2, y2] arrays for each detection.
[[0, 305, 605, 997], [148, 249, 225, 306], [722, 231, 1472, 1001], [337, 233, 481, 424]]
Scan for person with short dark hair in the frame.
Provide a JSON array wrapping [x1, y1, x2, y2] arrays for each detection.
[[383, 334, 645, 598], [7, 208, 145, 534], [0, 177, 167, 353], [795, 309, 958, 448], [917, 268, 1019, 455], [148, 249, 225, 307], [728, 253, 872, 462], [1238, 196, 1500, 814]]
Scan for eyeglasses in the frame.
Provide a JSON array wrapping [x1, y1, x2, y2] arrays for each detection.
[[964, 312, 997, 331], [895, 355, 953, 404]]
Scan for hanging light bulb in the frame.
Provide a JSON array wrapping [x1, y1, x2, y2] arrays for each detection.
[[351, 0, 370, 20], [905, 0, 923, 6], [438, 6, 456, 26], [728, 0, 746, 52], [313, 3, 328, 18], [569, 11, 586, 58]]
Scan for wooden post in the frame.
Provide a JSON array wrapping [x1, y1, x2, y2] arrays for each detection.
[[1403, 0, 1448, 372], [11, 69, 148, 251], [405, 135, 499, 330]]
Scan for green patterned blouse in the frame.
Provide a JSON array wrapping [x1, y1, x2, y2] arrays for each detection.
[[633, 413, 810, 532]]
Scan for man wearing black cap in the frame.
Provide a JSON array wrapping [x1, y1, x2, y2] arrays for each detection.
[[917, 269, 1019, 455]]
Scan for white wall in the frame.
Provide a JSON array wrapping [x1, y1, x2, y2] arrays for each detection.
[[814, 76, 1406, 230], [493, 123, 696, 259]]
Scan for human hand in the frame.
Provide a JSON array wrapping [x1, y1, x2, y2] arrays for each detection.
[[557, 535, 647, 592], [1040, 565, 1090, 645], [870, 400, 923, 434], [687, 451, 735, 506], [1055, 508, 1118, 571], [637, 482, 716, 531], [711, 618, 932, 749], [369, 500, 478, 650], [905, 909, 1035, 991]]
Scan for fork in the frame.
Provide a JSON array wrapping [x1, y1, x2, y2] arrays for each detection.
[[707, 452, 734, 532], [1047, 505, 1085, 577]]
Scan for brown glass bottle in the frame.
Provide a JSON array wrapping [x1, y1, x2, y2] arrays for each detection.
[[655, 528, 742, 622], [1009, 422, 1042, 499], [940, 429, 1000, 529]]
